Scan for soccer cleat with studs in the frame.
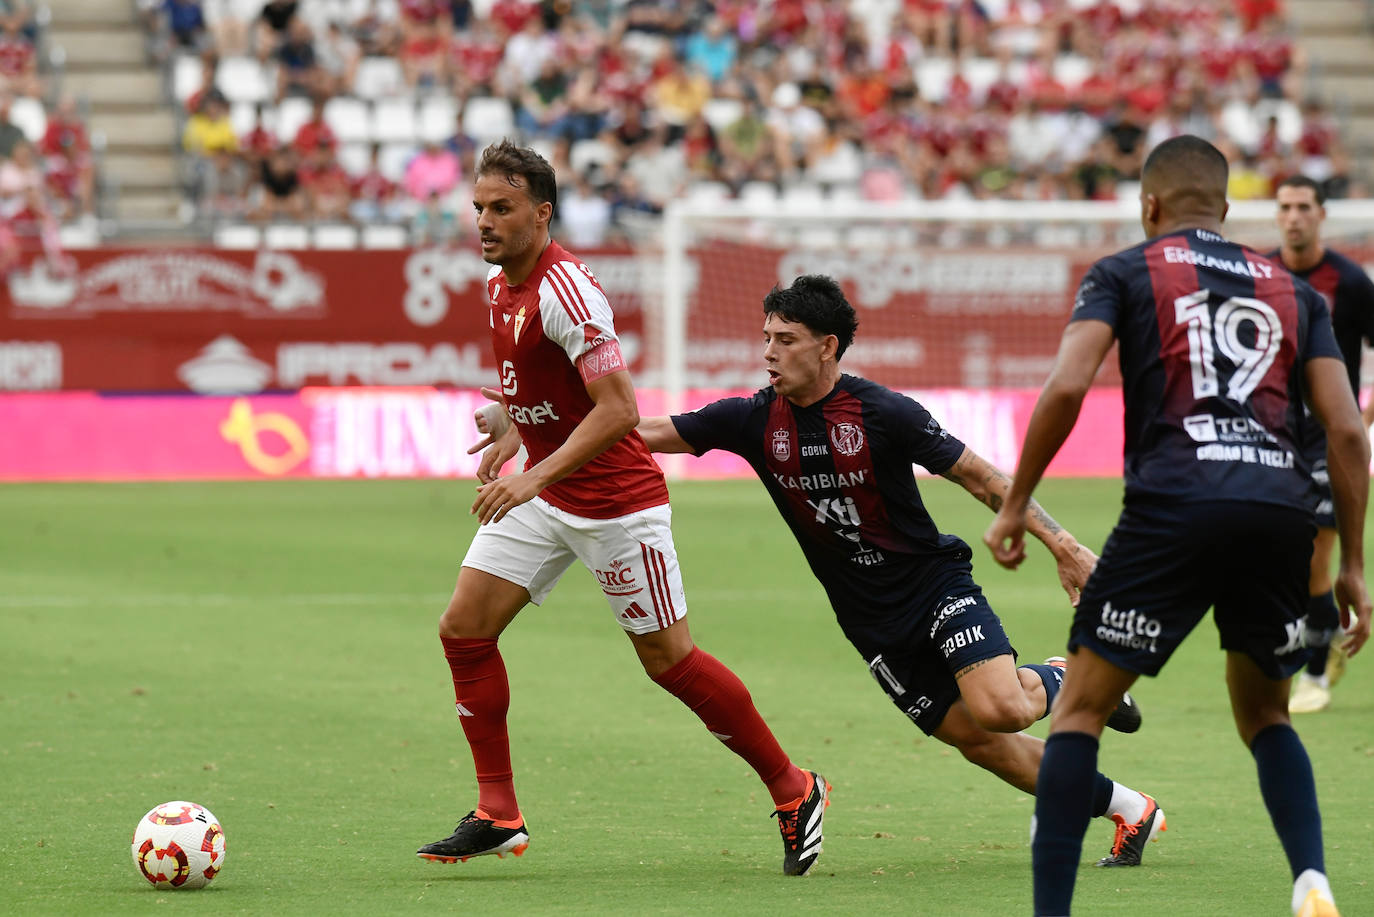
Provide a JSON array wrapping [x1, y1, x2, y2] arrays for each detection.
[[1045, 657, 1143, 733], [1094, 793, 1165, 867], [773, 769, 830, 876], [417, 810, 530, 863]]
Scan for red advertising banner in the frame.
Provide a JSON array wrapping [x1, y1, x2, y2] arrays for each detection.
[[2, 244, 1369, 393], [0, 247, 650, 392]]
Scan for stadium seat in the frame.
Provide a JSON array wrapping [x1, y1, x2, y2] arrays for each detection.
[[353, 56, 405, 99], [686, 181, 731, 205], [417, 95, 458, 143], [780, 183, 825, 211], [1053, 55, 1091, 90], [229, 101, 259, 137], [213, 223, 261, 249], [360, 223, 409, 249], [263, 224, 310, 249], [371, 97, 418, 144], [172, 53, 203, 103], [378, 142, 414, 182], [218, 57, 272, 104], [461, 95, 515, 144], [738, 180, 778, 206], [961, 57, 1000, 99], [275, 97, 313, 144], [569, 138, 616, 177], [701, 97, 743, 132], [324, 96, 371, 144], [916, 58, 955, 103], [58, 221, 101, 249], [10, 97, 45, 142], [337, 142, 370, 176], [312, 223, 360, 249]]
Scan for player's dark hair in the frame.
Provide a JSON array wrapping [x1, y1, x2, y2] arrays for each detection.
[[1140, 135, 1228, 215], [476, 138, 557, 211], [1277, 173, 1326, 206], [763, 274, 859, 359]]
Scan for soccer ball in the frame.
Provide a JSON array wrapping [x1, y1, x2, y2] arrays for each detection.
[[130, 801, 226, 889]]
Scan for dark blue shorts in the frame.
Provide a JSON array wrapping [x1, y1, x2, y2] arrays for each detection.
[[864, 567, 1016, 736], [1071, 500, 1314, 680]]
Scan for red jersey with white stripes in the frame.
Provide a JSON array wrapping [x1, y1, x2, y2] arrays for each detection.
[[486, 240, 668, 518]]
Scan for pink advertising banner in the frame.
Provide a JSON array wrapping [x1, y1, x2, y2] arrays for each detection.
[[0, 387, 1129, 482]]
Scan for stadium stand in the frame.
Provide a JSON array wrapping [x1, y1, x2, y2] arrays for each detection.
[[19, 0, 1374, 244]]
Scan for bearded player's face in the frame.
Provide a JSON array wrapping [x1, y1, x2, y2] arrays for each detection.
[[473, 172, 543, 267]]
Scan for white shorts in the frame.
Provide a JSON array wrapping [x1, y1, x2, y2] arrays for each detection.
[[461, 497, 687, 635]]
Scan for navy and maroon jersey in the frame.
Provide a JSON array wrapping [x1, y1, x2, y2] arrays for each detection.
[[487, 240, 669, 519], [1266, 246, 1374, 398], [1072, 227, 1342, 508], [670, 375, 968, 657]]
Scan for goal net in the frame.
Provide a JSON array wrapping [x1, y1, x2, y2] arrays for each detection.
[[651, 197, 1374, 412]]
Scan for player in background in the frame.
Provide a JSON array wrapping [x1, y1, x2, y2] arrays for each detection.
[[418, 140, 830, 877], [635, 274, 1163, 868], [1271, 174, 1374, 714], [986, 135, 1371, 917]]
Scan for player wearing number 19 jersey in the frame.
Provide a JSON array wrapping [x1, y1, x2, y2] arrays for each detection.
[[988, 135, 1371, 917]]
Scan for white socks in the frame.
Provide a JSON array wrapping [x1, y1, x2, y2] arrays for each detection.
[[1292, 869, 1334, 914], [1107, 783, 1147, 824]]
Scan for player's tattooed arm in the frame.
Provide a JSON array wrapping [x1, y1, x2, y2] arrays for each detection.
[[942, 447, 1097, 604]]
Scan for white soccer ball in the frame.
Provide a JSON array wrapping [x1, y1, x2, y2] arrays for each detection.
[[131, 801, 226, 889]]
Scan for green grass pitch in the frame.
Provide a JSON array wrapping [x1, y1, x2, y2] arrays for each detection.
[[1, 478, 1370, 915]]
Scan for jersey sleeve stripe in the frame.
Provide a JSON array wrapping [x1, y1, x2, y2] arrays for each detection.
[[547, 263, 591, 324], [551, 262, 592, 319]]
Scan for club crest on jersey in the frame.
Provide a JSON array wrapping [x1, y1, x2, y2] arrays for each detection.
[[513, 306, 526, 342], [772, 429, 791, 461], [830, 422, 865, 456]]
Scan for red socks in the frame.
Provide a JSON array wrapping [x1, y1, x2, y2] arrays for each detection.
[[441, 636, 518, 821], [652, 647, 806, 806]]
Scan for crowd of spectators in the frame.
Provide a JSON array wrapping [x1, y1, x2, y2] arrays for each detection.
[[156, 0, 1360, 244], [0, 2, 95, 266]]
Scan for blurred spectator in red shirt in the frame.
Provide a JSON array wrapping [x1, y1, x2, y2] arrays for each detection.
[[39, 96, 94, 218], [292, 98, 336, 155], [349, 143, 404, 223], [0, 20, 38, 97], [1235, 0, 1283, 32], [300, 143, 352, 220]]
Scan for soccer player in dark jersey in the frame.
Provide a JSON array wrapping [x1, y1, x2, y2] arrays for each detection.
[[636, 274, 1164, 868], [1271, 174, 1374, 714], [986, 135, 1371, 917], [419, 141, 829, 877]]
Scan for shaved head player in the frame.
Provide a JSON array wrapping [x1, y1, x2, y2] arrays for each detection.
[[988, 135, 1370, 917]]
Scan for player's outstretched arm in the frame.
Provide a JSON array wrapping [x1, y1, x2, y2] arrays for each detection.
[[636, 416, 696, 454], [1307, 355, 1373, 655], [984, 319, 1115, 570], [471, 370, 640, 524], [942, 447, 1097, 604]]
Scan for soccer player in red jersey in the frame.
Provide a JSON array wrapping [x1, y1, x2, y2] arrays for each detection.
[[988, 135, 1370, 917], [417, 140, 828, 876], [1271, 175, 1374, 714]]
